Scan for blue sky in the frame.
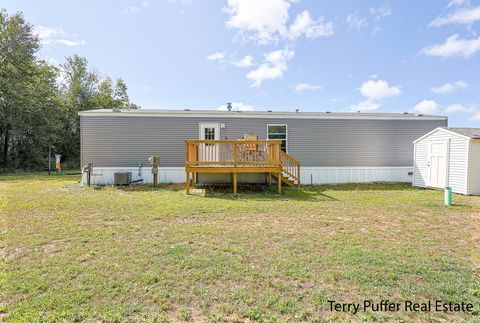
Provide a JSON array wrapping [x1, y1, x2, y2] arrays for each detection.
[[2, 0, 480, 126]]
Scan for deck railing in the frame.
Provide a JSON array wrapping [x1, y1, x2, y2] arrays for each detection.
[[280, 150, 301, 186], [186, 140, 283, 167]]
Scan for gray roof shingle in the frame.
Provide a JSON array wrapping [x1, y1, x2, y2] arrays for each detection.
[[441, 127, 480, 139]]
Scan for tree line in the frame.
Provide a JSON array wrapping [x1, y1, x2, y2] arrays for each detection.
[[0, 9, 138, 171]]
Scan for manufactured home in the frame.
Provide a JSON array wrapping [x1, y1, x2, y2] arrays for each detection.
[[413, 127, 480, 195], [79, 108, 447, 189]]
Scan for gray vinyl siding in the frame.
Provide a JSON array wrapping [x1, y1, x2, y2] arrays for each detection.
[[413, 129, 469, 194], [81, 115, 446, 168]]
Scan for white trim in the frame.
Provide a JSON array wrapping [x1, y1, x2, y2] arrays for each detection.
[[199, 122, 220, 140], [413, 127, 471, 143], [465, 139, 471, 195], [446, 139, 451, 188], [79, 110, 447, 121], [81, 167, 185, 185], [300, 167, 413, 184], [412, 142, 417, 187], [267, 124, 288, 152]]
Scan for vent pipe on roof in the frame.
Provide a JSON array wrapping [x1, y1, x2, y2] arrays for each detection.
[[226, 102, 232, 112]]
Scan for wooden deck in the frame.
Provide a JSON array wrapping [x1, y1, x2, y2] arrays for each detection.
[[185, 140, 300, 194]]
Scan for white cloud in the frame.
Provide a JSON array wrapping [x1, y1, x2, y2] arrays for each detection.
[[431, 80, 469, 94], [39, 55, 59, 66], [348, 100, 380, 112], [360, 79, 401, 100], [55, 39, 86, 47], [232, 55, 254, 68], [288, 10, 333, 40], [448, 0, 469, 8], [224, 0, 290, 44], [294, 82, 322, 92], [124, 6, 140, 13], [124, 0, 189, 14], [141, 84, 152, 91], [346, 7, 391, 34], [420, 34, 480, 58], [218, 102, 255, 111], [246, 48, 294, 87], [430, 5, 480, 26], [33, 25, 86, 47], [413, 100, 439, 114], [446, 103, 475, 112], [207, 52, 226, 61], [445, 103, 480, 121], [346, 13, 368, 30], [224, 0, 332, 44], [369, 6, 392, 21]]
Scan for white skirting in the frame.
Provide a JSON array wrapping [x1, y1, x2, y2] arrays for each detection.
[[301, 167, 413, 184], [82, 166, 413, 185], [81, 167, 185, 185]]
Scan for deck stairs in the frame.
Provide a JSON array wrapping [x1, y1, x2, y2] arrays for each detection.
[[271, 150, 301, 187]]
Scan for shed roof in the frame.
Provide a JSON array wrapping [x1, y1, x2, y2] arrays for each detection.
[[440, 127, 480, 139], [78, 109, 447, 121]]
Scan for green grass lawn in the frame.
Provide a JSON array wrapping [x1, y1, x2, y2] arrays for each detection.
[[1, 174, 479, 322]]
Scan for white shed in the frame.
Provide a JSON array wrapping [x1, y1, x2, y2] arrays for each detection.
[[413, 127, 480, 195]]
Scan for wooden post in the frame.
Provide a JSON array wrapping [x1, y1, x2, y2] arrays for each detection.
[[233, 172, 237, 194], [297, 164, 301, 188], [233, 143, 237, 163], [152, 156, 158, 189], [268, 173, 272, 185], [186, 172, 190, 194], [277, 172, 282, 194]]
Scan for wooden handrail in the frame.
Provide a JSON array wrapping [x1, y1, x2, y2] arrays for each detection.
[[280, 150, 301, 187], [185, 140, 283, 168], [186, 139, 283, 144], [280, 150, 301, 165]]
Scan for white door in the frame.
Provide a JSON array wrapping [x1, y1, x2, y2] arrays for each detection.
[[429, 142, 448, 188], [199, 123, 220, 162]]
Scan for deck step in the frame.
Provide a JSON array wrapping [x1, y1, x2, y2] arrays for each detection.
[[272, 173, 297, 187]]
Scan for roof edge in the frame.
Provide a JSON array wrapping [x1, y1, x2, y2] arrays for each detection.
[[78, 109, 448, 121], [413, 127, 472, 143]]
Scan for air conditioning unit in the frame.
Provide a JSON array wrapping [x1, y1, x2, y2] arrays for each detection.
[[114, 172, 132, 185]]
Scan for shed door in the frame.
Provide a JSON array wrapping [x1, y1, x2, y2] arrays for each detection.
[[429, 142, 448, 188]]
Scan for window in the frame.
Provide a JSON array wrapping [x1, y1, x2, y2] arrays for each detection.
[[267, 125, 287, 152], [204, 127, 216, 140]]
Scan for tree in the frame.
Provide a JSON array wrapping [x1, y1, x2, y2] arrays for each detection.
[[0, 10, 60, 169], [57, 55, 100, 165], [0, 9, 139, 170], [58, 56, 139, 166]]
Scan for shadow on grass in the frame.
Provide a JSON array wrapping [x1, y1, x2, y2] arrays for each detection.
[[308, 182, 417, 191], [203, 185, 338, 202], [105, 182, 421, 202], [115, 183, 338, 201]]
